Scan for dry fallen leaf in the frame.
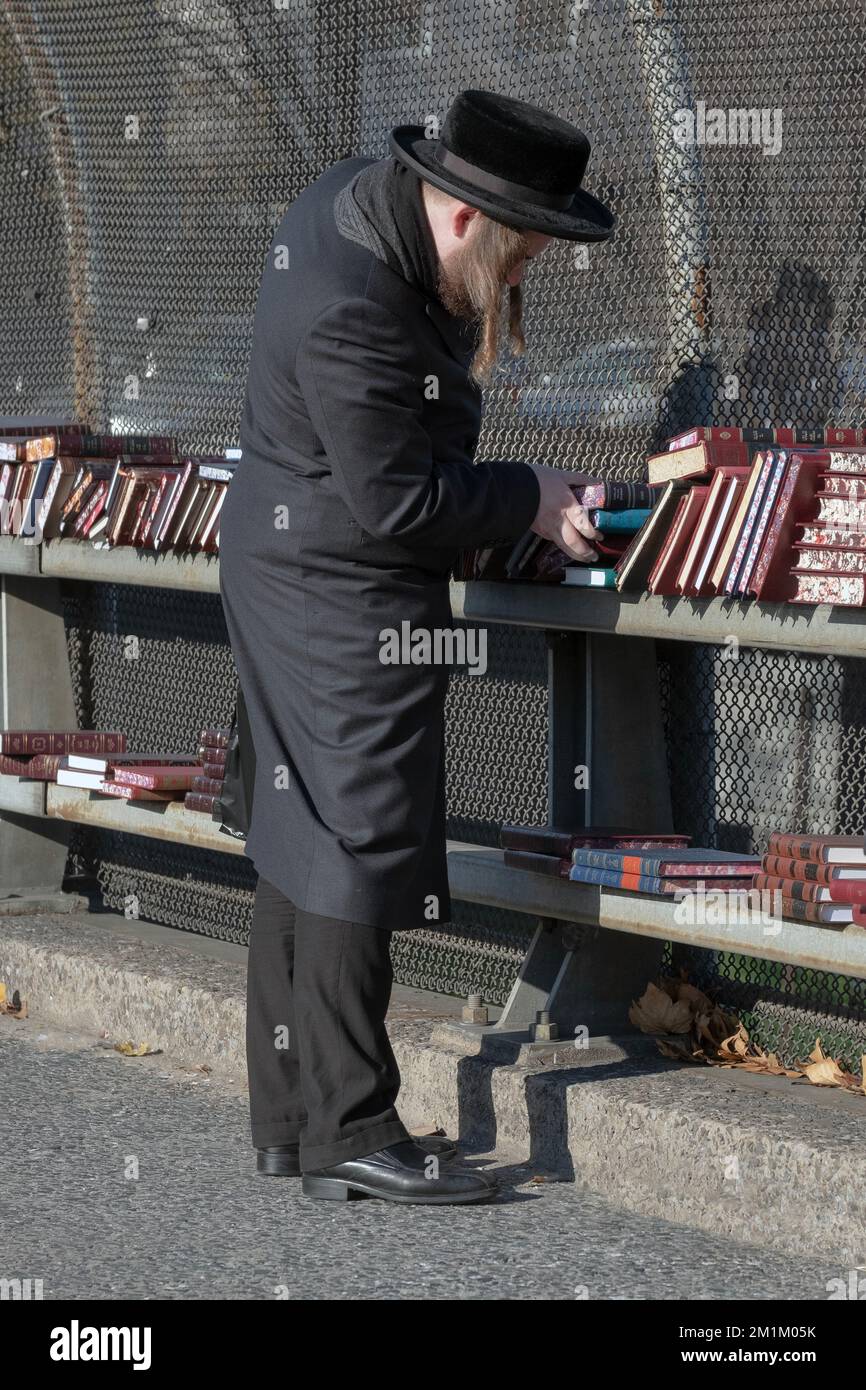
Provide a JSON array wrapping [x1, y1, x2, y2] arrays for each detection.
[[0, 986, 27, 1019], [113, 1041, 160, 1057], [629, 982, 693, 1035]]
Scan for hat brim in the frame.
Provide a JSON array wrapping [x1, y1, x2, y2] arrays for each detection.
[[389, 126, 616, 243]]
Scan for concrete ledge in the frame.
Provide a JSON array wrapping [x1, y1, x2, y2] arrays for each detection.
[[2, 910, 866, 1264]]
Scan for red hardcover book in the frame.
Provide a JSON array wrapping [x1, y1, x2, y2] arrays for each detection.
[[202, 761, 226, 781], [111, 764, 200, 791], [749, 453, 828, 600], [94, 782, 174, 801], [668, 485, 712, 595], [762, 853, 866, 884], [767, 833, 866, 865], [679, 471, 752, 597], [25, 432, 175, 462], [0, 752, 63, 778], [668, 427, 863, 450], [185, 791, 218, 813], [646, 495, 691, 595], [753, 872, 866, 904], [723, 451, 779, 594], [792, 548, 866, 576], [736, 453, 790, 593], [789, 573, 866, 606], [199, 726, 231, 750], [647, 440, 750, 486], [71, 479, 109, 537], [820, 473, 866, 500], [779, 896, 853, 925], [191, 775, 224, 796], [0, 730, 126, 755], [198, 744, 227, 766], [796, 524, 866, 549]]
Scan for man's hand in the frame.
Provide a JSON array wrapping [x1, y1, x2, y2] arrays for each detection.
[[526, 464, 602, 563]]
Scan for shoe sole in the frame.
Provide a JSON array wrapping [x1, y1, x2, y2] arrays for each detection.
[[301, 1175, 495, 1205]]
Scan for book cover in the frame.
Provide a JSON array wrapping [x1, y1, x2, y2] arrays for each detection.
[[668, 485, 713, 595], [570, 846, 760, 876], [708, 456, 770, 592], [767, 833, 866, 865], [0, 730, 126, 755], [750, 454, 828, 600], [762, 853, 866, 884], [616, 480, 692, 592], [568, 864, 753, 895], [111, 764, 200, 791], [736, 453, 789, 593], [648, 440, 750, 486], [503, 849, 571, 877], [500, 825, 691, 855], [778, 896, 853, 925], [722, 451, 778, 595], [646, 494, 692, 595]]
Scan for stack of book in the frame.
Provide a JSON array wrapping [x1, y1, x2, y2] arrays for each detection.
[[0, 729, 128, 779], [0, 423, 236, 553], [617, 429, 866, 606], [456, 480, 654, 583], [0, 729, 204, 803], [185, 726, 230, 815], [501, 824, 759, 898], [754, 832, 866, 926]]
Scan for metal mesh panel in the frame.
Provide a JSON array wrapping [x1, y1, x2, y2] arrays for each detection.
[[4, 3, 866, 1017]]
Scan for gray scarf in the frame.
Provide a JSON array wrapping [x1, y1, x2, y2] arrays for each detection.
[[334, 156, 443, 303]]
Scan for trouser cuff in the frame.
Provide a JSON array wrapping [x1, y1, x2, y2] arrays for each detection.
[[300, 1117, 411, 1171], [251, 1118, 306, 1148]]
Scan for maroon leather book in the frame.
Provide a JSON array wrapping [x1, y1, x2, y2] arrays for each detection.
[[185, 791, 217, 813], [749, 453, 827, 600], [112, 764, 199, 791], [25, 432, 175, 462], [0, 752, 63, 778], [0, 731, 126, 755]]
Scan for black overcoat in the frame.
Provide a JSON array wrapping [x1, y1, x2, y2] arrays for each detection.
[[219, 156, 540, 930]]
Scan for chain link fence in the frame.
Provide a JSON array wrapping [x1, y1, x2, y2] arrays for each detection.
[[4, 2, 866, 1053]]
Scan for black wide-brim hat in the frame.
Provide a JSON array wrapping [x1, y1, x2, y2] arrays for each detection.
[[389, 89, 616, 243]]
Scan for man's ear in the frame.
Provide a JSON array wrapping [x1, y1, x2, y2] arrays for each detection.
[[451, 202, 481, 240]]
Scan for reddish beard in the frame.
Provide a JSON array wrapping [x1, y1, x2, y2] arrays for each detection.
[[437, 216, 530, 386]]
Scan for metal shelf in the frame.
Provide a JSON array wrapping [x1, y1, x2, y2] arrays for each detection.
[[46, 783, 244, 855], [445, 843, 866, 981], [23, 786, 866, 983], [1, 539, 864, 656]]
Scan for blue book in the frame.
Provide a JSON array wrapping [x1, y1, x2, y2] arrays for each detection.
[[589, 508, 653, 533]]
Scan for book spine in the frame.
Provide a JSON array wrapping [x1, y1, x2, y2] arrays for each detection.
[[113, 769, 197, 790], [589, 509, 652, 532], [0, 731, 126, 755], [184, 791, 217, 813], [763, 853, 834, 884], [755, 872, 822, 902], [767, 833, 828, 863], [199, 727, 230, 749], [779, 896, 849, 924], [202, 761, 227, 781], [191, 775, 224, 796], [0, 752, 63, 777], [568, 864, 666, 894]]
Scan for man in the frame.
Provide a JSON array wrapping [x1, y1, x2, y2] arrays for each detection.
[[219, 89, 615, 1205]]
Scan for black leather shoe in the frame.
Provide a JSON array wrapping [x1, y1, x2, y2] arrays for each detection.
[[257, 1133, 458, 1176], [301, 1140, 496, 1205]]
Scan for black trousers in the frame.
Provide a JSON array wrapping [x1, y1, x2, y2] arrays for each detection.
[[246, 874, 411, 1169]]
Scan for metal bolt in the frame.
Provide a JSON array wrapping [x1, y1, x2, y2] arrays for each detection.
[[531, 1009, 559, 1042], [462, 991, 488, 1025]]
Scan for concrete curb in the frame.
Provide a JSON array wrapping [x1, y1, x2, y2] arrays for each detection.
[[3, 911, 866, 1265]]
